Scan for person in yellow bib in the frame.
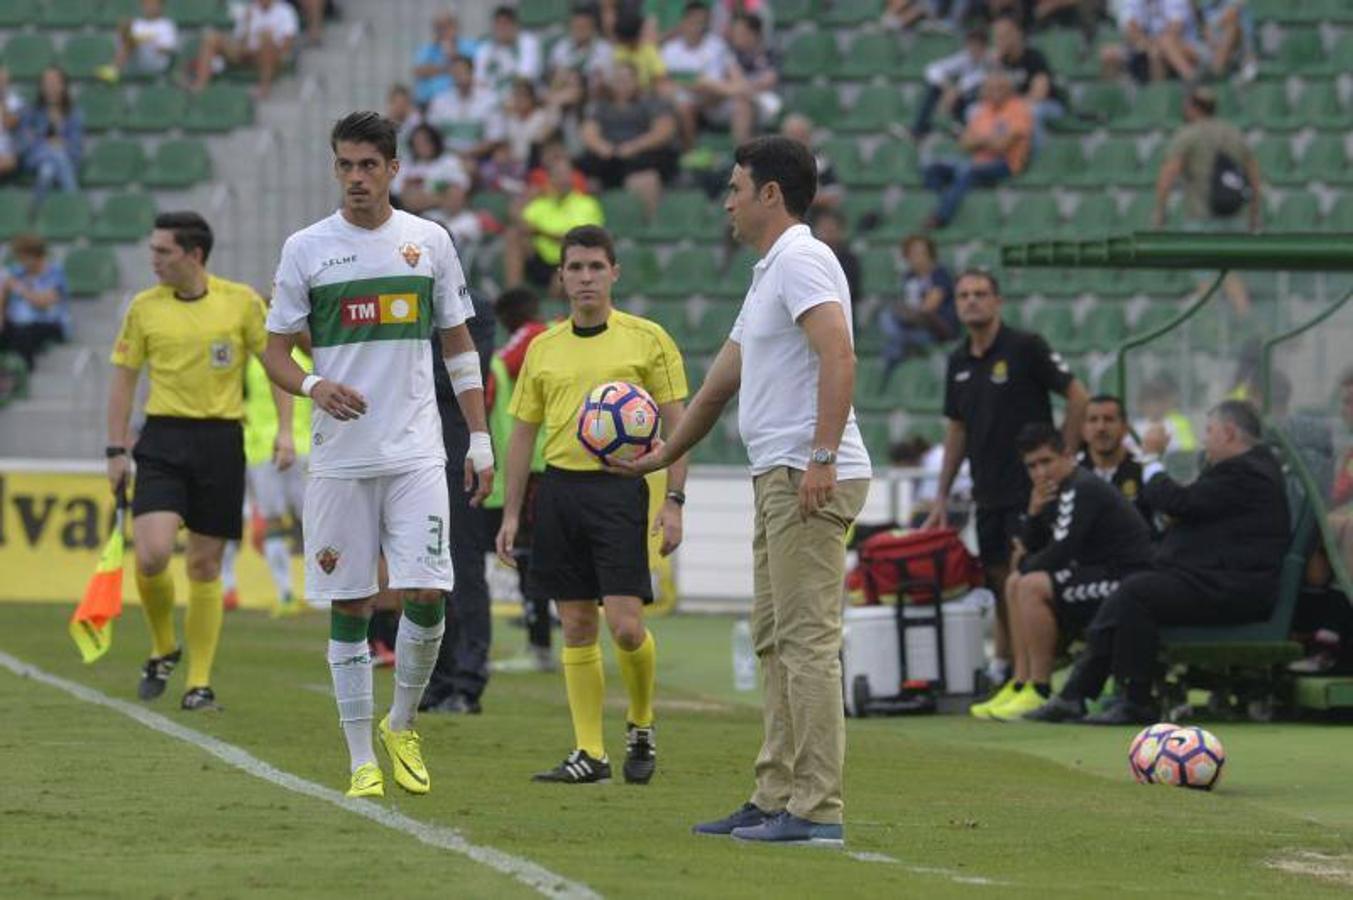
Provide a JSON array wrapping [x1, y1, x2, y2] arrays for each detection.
[[106, 211, 293, 711], [495, 225, 688, 785]]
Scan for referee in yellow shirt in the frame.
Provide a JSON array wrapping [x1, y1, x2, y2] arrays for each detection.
[[495, 225, 689, 785], [106, 211, 293, 711]]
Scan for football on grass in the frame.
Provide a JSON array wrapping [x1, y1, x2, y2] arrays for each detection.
[[1129, 723, 1226, 790], [576, 381, 660, 464]]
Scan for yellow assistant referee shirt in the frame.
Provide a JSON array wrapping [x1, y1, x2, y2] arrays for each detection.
[[509, 309, 687, 471], [110, 274, 267, 420]]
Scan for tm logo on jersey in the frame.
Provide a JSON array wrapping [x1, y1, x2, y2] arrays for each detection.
[[340, 294, 420, 327]]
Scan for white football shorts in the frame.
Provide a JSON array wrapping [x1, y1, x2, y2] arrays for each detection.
[[247, 457, 307, 521]]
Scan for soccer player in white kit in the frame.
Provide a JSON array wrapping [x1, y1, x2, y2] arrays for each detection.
[[262, 111, 494, 798]]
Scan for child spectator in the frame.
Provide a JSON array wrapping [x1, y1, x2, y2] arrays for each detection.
[[0, 234, 71, 371], [20, 67, 83, 204]]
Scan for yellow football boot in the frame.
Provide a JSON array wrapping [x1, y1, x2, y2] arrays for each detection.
[[969, 681, 1019, 720], [379, 715, 430, 794], [989, 684, 1047, 721], [346, 762, 384, 798]]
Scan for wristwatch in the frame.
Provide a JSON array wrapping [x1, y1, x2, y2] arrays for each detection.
[[105, 446, 127, 458], [810, 447, 837, 466], [665, 490, 686, 507]]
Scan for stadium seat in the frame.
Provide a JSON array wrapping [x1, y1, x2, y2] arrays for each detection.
[[1001, 194, 1061, 240], [81, 138, 148, 186], [1270, 192, 1321, 231], [896, 357, 943, 413], [517, 0, 567, 29], [643, 301, 691, 346], [781, 32, 839, 81], [1035, 29, 1097, 80], [689, 303, 739, 353], [840, 191, 885, 234], [643, 190, 709, 242], [1076, 82, 1130, 126], [166, 0, 232, 28], [1064, 194, 1119, 238], [1028, 304, 1077, 351], [651, 248, 718, 298], [599, 190, 645, 240], [1071, 137, 1142, 187], [142, 138, 212, 187], [78, 84, 128, 132], [1121, 191, 1160, 229], [1292, 81, 1351, 130], [125, 85, 189, 132], [90, 191, 157, 243], [873, 193, 933, 242], [97, 0, 141, 26], [0, 0, 38, 28], [835, 85, 908, 133], [784, 84, 839, 125], [837, 32, 898, 80], [848, 142, 920, 189], [1021, 138, 1084, 188], [1326, 196, 1353, 231], [898, 33, 960, 79], [1237, 82, 1293, 130], [712, 249, 757, 298], [35, 193, 92, 241], [183, 84, 253, 132], [859, 247, 897, 298], [1082, 304, 1127, 352], [0, 189, 29, 240], [615, 244, 659, 297], [1113, 82, 1177, 133], [1268, 26, 1324, 75], [856, 414, 891, 461], [1253, 137, 1297, 186], [471, 190, 509, 225], [63, 246, 120, 297], [41, 0, 101, 28], [1131, 302, 1180, 337], [821, 0, 883, 27], [943, 192, 1001, 242], [820, 136, 866, 180], [2, 34, 56, 81]]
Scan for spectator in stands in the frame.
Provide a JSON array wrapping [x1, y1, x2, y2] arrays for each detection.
[[922, 70, 1031, 229], [491, 78, 560, 172], [426, 56, 500, 159], [474, 6, 544, 99], [1030, 400, 1290, 724], [385, 83, 422, 155], [412, 10, 479, 108], [190, 0, 299, 99], [811, 209, 861, 314], [578, 62, 680, 220], [1200, 0, 1258, 82], [19, 67, 83, 205], [1101, 0, 1201, 83], [700, 13, 781, 146], [1031, 0, 1105, 42], [1154, 87, 1261, 316], [0, 67, 22, 184], [1134, 372, 1197, 454], [973, 423, 1153, 720], [612, 9, 668, 91], [910, 28, 991, 141], [392, 124, 476, 243], [780, 114, 841, 208], [106, 0, 179, 82], [878, 234, 957, 389], [289, 0, 327, 48], [882, 0, 934, 31], [709, 0, 771, 37], [504, 153, 604, 291], [660, 1, 729, 148], [0, 234, 71, 372], [549, 3, 615, 86], [525, 138, 590, 201], [924, 268, 1088, 692], [1079, 393, 1155, 528], [993, 15, 1067, 144]]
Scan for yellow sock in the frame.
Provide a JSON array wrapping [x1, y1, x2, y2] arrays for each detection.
[[136, 568, 177, 658], [562, 642, 605, 758], [616, 629, 656, 728], [184, 578, 224, 688]]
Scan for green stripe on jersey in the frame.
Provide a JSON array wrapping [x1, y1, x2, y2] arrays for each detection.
[[308, 275, 435, 348]]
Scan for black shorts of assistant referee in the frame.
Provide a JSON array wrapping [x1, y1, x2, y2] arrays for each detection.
[[975, 503, 1023, 566], [528, 466, 652, 603], [132, 415, 246, 540], [1049, 565, 1126, 634]]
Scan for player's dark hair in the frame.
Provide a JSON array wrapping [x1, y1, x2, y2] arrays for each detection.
[[1088, 394, 1126, 419], [734, 135, 817, 219], [560, 225, 616, 266], [494, 287, 540, 331], [956, 267, 1001, 296], [330, 110, 398, 161], [1016, 422, 1065, 456], [1210, 399, 1263, 443], [154, 211, 213, 263]]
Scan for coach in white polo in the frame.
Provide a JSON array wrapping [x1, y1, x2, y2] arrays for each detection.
[[624, 135, 871, 846]]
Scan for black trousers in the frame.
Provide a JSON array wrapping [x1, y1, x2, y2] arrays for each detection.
[[1062, 569, 1266, 702], [426, 416, 492, 704], [0, 321, 63, 371]]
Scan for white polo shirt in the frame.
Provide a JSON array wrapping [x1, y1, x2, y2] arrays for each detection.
[[729, 223, 872, 481]]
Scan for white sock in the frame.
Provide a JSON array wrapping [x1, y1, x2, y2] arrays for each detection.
[[263, 536, 293, 600], [327, 639, 375, 772], [221, 541, 238, 592], [388, 616, 444, 732]]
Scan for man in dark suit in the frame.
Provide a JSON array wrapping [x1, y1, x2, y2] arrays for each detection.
[[1028, 400, 1290, 725]]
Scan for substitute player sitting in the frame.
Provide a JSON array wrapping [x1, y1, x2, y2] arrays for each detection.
[[107, 211, 293, 711], [262, 111, 493, 799], [495, 225, 689, 785]]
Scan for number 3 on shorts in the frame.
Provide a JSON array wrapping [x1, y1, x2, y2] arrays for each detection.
[[426, 515, 444, 556]]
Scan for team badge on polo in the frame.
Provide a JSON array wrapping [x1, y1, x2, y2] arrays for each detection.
[[209, 340, 233, 368], [1122, 479, 1138, 498], [991, 359, 1009, 384], [316, 545, 341, 574], [399, 242, 422, 268]]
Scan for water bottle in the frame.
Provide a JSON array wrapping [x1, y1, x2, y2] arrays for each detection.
[[731, 619, 757, 692]]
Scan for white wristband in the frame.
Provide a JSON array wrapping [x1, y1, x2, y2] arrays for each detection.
[[467, 431, 494, 472], [300, 374, 323, 397], [444, 351, 483, 395]]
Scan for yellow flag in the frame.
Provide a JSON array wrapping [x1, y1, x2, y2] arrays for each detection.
[[69, 496, 127, 664]]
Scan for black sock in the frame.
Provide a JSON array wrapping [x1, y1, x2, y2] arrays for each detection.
[[1033, 682, 1051, 699], [1011, 680, 1025, 692]]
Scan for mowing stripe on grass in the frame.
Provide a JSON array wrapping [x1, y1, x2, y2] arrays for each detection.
[[0, 650, 599, 900]]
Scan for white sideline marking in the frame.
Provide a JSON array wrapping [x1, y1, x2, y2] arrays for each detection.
[[0, 650, 599, 900], [848, 851, 1010, 887]]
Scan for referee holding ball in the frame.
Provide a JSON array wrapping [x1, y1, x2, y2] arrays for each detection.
[[106, 212, 293, 710]]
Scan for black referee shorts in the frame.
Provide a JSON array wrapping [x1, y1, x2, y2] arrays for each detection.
[[975, 503, 1023, 566], [1050, 565, 1124, 634], [528, 466, 652, 603], [132, 416, 246, 540]]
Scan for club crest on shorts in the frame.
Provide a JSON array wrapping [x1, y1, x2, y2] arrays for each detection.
[[399, 242, 422, 268], [316, 545, 340, 574]]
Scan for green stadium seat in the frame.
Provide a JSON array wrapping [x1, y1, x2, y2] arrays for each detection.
[[40, 0, 100, 27], [78, 84, 128, 132], [1269, 26, 1323, 75], [873, 194, 932, 242], [783, 84, 839, 125], [616, 244, 659, 297], [125, 85, 189, 132], [835, 85, 907, 133], [1133, 143, 1166, 189], [1113, 82, 1178, 133], [896, 357, 943, 413], [1253, 137, 1297, 187], [856, 414, 891, 461], [81, 139, 148, 186], [1076, 83, 1130, 125], [91, 191, 157, 243], [822, 0, 884, 27], [517, 0, 567, 28], [1001, 194, 1061, 240], [64, 246, 120, 297], [840, 192, 885, 233], [651, 248, 717, 299], [143, 138, 212, 187], [0, 0, 38, 28], [1122, 191, 1158, 229], [944, 192, 1001, 241], [1130, 302, 1178, 338], [643, 300, 691, 346], [712, 249, 757, 298], [96, 0, 141, 26], [774, 0, 816, 25], [1326, 196, 1353, 231], [61, 35, 118, 81], [858, 247, 897, 298], [1022, 138, 1084, 188], [898, 33, 960, 79], [1036, 30, 1097, 80], [599, 190, 645, 240], [0, 189, 29, 240], [644, 190, 709, 242], [36, 193, 92, 241], [781, 32, 839, 81], [2, 34, 57, 81], [820, 136, 866, 181], [1270, 192, 1320, 231], [1082, 304, 1127, 352], [847, 142, 919, 189], [1028, 304, 1077, 351], [1065, 194, 1119, 238], [183, 83, 253, 132], [471, 190, 509, 224], [1237, 82, 1292, 130], [1071, 138, 1141, 187], [166, 0, 231, 28], [837, 32, 898, 80], [689, 303, 739, 353], [1292, 81, 1351, 130], [853, 357, 889, 412]]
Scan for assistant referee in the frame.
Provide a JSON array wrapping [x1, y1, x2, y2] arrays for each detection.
[[107, 211, 293, 711]]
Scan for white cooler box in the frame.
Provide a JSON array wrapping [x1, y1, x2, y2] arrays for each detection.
[[842, 589, 991, 715]]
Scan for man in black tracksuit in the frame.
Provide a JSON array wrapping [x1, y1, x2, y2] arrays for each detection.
[[1030, 400, 1291, 725]]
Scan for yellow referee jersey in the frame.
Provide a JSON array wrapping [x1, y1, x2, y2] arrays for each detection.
[[509, 309, 687, 471], [110, 274, 267, 420]]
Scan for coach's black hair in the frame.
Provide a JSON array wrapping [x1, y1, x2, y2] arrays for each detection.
[[1088, 394, 1127, 419], [955, 267, 1001, 296], [1210, 399, 1263, 444], [733, 135, 817, 219], [154, 211, 213, 263], [561, 225, 617, 266], [330, 110, 398, 161], [1016, 422, 1065, 456]]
